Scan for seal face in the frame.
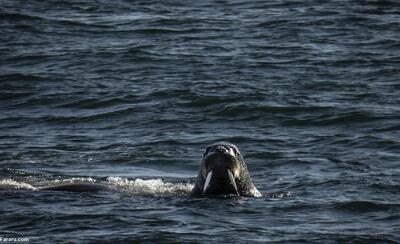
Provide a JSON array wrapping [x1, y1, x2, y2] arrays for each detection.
[[191, 143, 262, 197]]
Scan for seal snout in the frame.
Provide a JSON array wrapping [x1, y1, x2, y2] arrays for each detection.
[[202, 169, 239, 196], [201, 146, 240, 196], [205, 144, 237, 158]]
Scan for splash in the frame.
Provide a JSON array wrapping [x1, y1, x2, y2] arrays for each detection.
[[0, 176, 194, 197], [0, 179, 37, 190], [107, 177, 193, 196], [266, 191, 292, 199], [49, 177, 96, 184]]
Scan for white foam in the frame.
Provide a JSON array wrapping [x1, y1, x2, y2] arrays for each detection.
[[32, 177, 97, 188], [0, 179, 37, 190], [251, 188, 263, 198], [59, 177, 96, 183], [107, 177, 193, 196], [0, 176, 194, 197]]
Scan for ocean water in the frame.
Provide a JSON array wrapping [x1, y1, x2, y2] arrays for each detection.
[[1, 0, 400, 243]]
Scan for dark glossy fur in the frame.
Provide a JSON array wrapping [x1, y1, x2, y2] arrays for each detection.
[[191, 143, 260, 197]]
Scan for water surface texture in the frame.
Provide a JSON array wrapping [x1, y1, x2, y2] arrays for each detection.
[[1, 0, 400, 243]]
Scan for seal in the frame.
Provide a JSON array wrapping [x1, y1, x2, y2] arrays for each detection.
[[40, 142, 261, 197], [191, 142, 262, 197]]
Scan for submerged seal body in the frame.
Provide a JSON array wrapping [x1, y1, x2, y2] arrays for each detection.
[[40, 142, 261, 197], [191, 143, 261, 197], [41, 183, 106, 192]]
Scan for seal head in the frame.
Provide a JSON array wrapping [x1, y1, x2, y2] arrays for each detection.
[[191, 143, 261, 197]]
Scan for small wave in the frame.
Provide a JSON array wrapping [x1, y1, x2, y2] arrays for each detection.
[[0, 12, 43, 21], [0, 179, 37, 190], [369, 181, 400, 194], [214, 104, 334, 117], [266, 191, 292, 199], [0, 73, 45, 82], [133, 27, 202, 34], [107, 177, 193, 197], [42, 106, 142, 124], [334, 200, 400, 212], [284, 111, 389, 126]]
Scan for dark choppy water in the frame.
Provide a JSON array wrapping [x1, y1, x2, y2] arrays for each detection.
[[1, 0, 400, 243]]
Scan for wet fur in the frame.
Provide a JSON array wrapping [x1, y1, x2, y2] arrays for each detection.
[[191, 143, 261, 197]]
